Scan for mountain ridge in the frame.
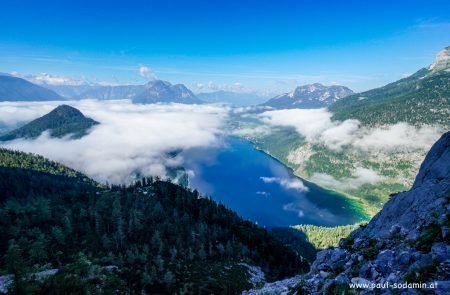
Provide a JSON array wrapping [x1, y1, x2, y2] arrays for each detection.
[[132, 80, 202, 104], [263, 83, 354, 109], [0, 75, 63, 102], [330, 46, 450, 127]]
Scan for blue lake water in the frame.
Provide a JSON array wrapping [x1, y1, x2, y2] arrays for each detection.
[[184, 137, 367, 227]]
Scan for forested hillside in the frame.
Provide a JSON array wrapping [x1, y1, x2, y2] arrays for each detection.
[[330, 68, 450, 128], [0, 149, 308, 294], [0, 105, 98, 141]]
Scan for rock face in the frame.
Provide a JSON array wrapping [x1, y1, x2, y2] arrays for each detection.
[[245, 131, 450, 294], [429, 46, 450, 72], [262, 83, 353, 109], [132, 80, 202, 104], [362, 131, 450, 240]]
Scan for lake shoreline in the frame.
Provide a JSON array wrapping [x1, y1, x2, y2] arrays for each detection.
[[185, 135, 370, 227], [236, 135, 372, 222]]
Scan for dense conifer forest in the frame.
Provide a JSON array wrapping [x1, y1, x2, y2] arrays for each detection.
[[0, 148, 309, 294]]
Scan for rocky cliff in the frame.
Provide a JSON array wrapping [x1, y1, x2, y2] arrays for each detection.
[[245, 131, 450, 294]]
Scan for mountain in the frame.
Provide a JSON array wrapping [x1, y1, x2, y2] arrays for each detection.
[[44, 84, 103, 99], [263, 83, 354, 109], [0, 105, 98, 141], [234, 47, 450, 217], [132, 80, 202, 104], [330, 46, 450, 127], [246, 131, 450, 294], [429, 46, 450, 72], [76, 84, 146, 100], [41, 79, 203, 104], [0, 75, 63, 102], [0, 148, 308, 293], [197, 90, 267, 106]]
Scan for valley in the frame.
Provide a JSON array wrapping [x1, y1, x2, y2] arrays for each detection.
[[183, 136, 369, 227], [0, 4, 448, 290]]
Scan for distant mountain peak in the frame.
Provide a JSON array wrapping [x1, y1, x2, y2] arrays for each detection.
[[133, 79, 202, 104], [428, 46, 450, 72], [263, 83, 353, 109]]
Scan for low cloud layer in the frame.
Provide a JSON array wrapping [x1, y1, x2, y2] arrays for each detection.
[[310, 167, 384, 190], [260, 176, 309, 192], [0, 100, 228, 184], [259, 108, 443, 152]]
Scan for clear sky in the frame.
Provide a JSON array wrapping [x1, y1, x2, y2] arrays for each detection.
[[0, 0, 449, 94]]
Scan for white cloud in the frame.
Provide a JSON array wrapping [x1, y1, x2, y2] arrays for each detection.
[[0, 100, 228, 184], [353, 123, 442, 152], [259, 108, 443, 152], [194, 83, 204, 89], [192, 81, 248, 93], [0, 101, 62, 126], [259, 108, 333, 142], [12, 72, 88, 86], [139, 65, 158, 80], [282, 203, 305, 217], [232, 125, 272, 137], [319, 119, 360, 150], [310, 167, 384, 190], [260, 176, 309, 192], [207, 81, 218, 90]]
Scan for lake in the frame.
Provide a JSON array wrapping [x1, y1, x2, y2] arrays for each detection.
[[183, 136, 368, 227]]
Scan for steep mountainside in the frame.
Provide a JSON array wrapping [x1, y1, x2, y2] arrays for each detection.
[[235, 47, 450, 216], [330, 47, 450, 128], [263, 83, 353, 109], [0, 105, 98, 141], [132, 80, 202, 104], [197, 90, 266, 106], [0, 75, 63, 102], [247, 131, 450, 294], [0, 149, 308, 293]]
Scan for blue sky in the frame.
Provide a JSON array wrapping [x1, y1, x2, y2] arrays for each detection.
[[0, 0, 449, 94]]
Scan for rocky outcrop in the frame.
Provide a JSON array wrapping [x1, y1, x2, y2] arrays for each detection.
[[429, 46, 450, 72], [245, 131, 450, 294]]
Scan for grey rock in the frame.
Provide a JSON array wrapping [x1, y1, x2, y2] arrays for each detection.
[[435, 280, 450, 295], [359, 262, 372, 277], [398, 251, 412, 265], [374, 250, 395, 274], [431, 243, 450, 261], [334, 273, 350, 285], [244, 131, 450, 295], [442, 226, 450, 240], [330, 248, 348, 262], [361, 132, 450, 240]]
